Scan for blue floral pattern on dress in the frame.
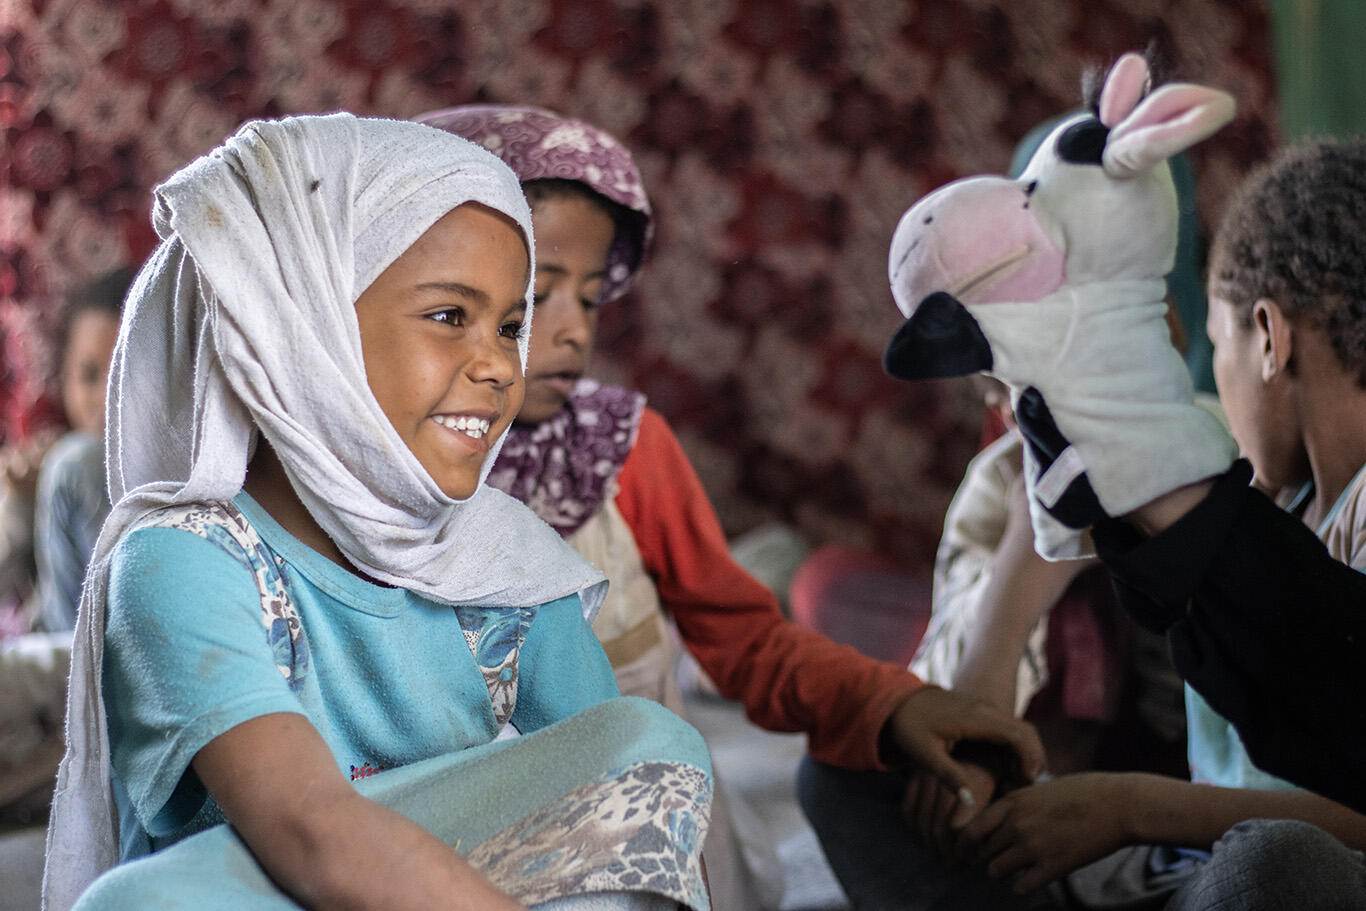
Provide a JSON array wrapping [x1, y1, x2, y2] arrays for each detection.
[[453, 604, 533, 727], [130, 501, 311, 690]]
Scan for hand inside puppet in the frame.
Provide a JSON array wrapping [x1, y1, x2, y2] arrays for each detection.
[[884, 52, 1239, 560]]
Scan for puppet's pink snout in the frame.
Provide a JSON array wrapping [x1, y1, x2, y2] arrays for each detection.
[[889, 176, 1066, 318]]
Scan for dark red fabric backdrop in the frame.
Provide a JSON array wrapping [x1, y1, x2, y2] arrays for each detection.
[[1, 0, 1278, 569]]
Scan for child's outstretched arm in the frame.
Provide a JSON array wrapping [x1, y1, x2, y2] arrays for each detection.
[[614, 408, 1045, 797], [899, 471, 1086, 850], [193, 712, 526, 911], [1097, 462, 1366, 812], [946, 474, 1096, 715], [955, 769, 1366, 896]]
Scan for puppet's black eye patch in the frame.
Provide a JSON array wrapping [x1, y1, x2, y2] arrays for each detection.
[[923, 215, 933, 224], [1025, 181, 1038, 196], [1056, 118, 1109, 165]]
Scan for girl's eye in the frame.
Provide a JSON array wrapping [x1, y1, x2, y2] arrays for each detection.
[[581, 298, 601, 312], [500, 321, 527, 341], [429, 307, 464, 326]]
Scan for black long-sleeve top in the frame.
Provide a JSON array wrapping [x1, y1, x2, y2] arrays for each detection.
[[1093, 459, 1366, 812]]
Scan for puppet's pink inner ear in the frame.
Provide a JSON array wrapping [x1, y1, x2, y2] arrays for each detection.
[[1103, 86, 1236, 178], [1099, 52, 1149, 128]]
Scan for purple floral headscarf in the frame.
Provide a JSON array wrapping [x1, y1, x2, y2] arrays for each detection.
[[416, 104, 652, 303], [485, 379, 646, 537]]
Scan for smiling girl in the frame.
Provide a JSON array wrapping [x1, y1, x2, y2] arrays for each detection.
[[44, 113, 712, 911]]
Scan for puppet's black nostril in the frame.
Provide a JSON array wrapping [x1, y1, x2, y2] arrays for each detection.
[[1025, 180, 1038, 195]]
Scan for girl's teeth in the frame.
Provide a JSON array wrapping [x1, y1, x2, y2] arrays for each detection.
[[436, 415, 490, 438]]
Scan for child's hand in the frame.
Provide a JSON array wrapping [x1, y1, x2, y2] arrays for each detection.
[[1000, 473, 1096, 575], [884, 686, 1044, 826], [900, 760, 996, 855], [954, 772, 1135, 895]]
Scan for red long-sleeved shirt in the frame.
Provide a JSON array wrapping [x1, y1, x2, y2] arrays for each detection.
[[614, 408, 924, 770]]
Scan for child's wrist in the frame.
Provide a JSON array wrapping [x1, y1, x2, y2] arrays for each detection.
[[949, 667, 1018, 716], [1126, 479, 1215, 536], [1117, 773, 1170, 844]]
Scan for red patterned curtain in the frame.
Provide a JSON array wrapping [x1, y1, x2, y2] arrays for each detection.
[[1, 0, 1277, 569]]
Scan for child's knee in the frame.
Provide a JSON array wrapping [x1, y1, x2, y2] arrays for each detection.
[[1195, 819, 1366, 908], [73, 861, 174, 911], [1220, 818, 1354, 869], [795, 755, 890, 832], [589, 696, 711, 772], [794, 754, 834, 822]]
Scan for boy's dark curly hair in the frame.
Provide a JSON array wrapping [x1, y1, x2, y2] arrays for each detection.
[[1209, 137, 1366, 387]]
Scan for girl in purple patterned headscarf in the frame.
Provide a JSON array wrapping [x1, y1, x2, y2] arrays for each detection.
[[418, 104, 1044, 911]]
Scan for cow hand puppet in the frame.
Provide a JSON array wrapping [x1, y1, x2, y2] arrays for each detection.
[[884, 52, 1239, 560]]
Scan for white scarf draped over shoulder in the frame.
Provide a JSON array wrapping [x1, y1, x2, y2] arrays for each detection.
[[44, 112, 607, 910]]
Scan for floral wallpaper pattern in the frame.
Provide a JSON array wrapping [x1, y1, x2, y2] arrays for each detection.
[[2, 0, 1277, 568]]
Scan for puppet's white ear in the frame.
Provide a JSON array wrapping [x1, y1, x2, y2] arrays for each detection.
[[1098, 52, 1149, 128], [1102, 84, 1235, 178]]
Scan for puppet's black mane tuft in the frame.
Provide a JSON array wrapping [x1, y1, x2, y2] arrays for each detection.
[[1081, 37, 1177, 116]]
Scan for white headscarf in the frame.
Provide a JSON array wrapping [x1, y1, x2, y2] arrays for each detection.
[[44, 113, 607, 909]]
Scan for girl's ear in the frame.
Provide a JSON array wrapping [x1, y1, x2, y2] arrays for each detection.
[[1253, 297, 1294, 382], [1102, 84, 1236, 178]]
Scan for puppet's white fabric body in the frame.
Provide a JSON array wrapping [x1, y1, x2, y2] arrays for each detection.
[[44, 113, 609, 910], [965, 280, 1236, 559]]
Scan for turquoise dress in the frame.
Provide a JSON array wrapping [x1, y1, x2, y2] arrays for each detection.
[[80, 493, 712, 909]]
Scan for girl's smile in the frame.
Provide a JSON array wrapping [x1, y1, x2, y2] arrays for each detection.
[[431, 413, 493, 439], [428, 412, 498, 464], [355, 202, 529, 500]]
